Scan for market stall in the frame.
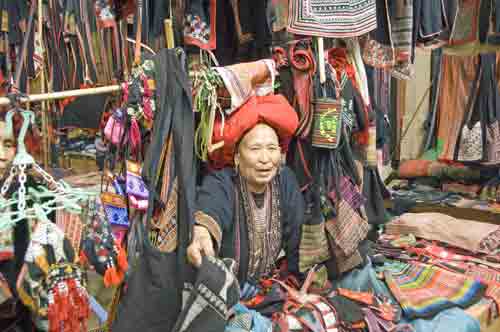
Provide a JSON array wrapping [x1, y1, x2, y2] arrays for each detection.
[[0, 1, 498, 332]]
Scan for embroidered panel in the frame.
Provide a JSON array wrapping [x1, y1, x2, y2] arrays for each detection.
[[299, 223, 331, 272], [240, 176, 282, 279], [288, 0, 377, 38]]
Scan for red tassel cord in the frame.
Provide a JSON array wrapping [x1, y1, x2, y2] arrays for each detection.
[[129, 117, 141, 152], [142, 76, 153, 121], [115, 241, 129, 272]]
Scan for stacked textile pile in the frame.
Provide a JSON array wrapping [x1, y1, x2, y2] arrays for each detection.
[[370, 212, 500, 331]]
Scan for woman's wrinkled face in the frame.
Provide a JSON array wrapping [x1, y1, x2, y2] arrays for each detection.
[[0, 121, 15, 174], [235, 124, 281, 193]]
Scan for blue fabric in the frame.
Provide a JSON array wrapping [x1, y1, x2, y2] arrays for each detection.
[[333, 261, 481, 332], [240, 282, 260, 301], [409, 307, 480, 332], [226, 303, 272, 332]]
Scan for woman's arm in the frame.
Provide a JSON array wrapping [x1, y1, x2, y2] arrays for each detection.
[[188, 170, 235, 266]]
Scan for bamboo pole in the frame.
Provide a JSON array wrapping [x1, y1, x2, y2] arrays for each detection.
[[317, 37, 326, 84], [0, 85, 122, 106], [38, 0, 49, 168]]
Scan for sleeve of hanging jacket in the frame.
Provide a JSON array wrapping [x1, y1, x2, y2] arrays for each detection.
[[279, 166, 305, 278], [195, 169, 235, 253]]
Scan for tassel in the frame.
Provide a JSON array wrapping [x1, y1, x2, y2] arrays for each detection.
[[104, 263, 113, 287], [110, 266, 122, 285], [129, 117, 141, 151], [116, 244, 129, 272], [122, 82, 129, 104], [48, 290, 57, 332], [143, 98, 153, 120], [79, 251, 88, 266], [142, 77, 153, 120]]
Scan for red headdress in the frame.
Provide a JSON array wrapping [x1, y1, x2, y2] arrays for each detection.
[[209, 94, 299, 169]]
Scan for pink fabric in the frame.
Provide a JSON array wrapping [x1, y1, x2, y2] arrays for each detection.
[[386, 213, 500, 254]]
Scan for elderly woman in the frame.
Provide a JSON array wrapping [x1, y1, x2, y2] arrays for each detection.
[[187, 95, 305, 283]]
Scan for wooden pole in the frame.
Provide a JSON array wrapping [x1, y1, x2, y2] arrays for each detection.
[[317, 37, 326, 84], [0, 84, 122, 105], [38, 0, 49, 168]]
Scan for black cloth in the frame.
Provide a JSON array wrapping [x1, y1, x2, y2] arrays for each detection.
[[362, 167, 390, 227], [60, 94, 108, 129], [196, 166, 304, 283], [112, 48, 196, 332], [172, 256, 240, 332]]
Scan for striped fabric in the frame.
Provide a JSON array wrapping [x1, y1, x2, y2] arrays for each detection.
[[287, 0, 377, 38], [56, 210, 84, 252], [385, 263, 486, 319]]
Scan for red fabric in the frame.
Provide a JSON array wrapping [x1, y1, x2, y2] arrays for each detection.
[[327, 47, 370, 145], [209, 94, 299, 169], [398, 159, 433, 178], [327, 47, 357, 86]]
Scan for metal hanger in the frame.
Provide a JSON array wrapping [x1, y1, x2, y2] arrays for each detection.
[[0, 96, 95, 231]]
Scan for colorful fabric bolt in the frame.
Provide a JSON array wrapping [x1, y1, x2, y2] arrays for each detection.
[[384, 262, 486, 319]]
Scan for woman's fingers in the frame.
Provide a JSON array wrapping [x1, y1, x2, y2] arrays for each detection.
[[187, 242, 203, 267], [187, 226, 215, 267], [200, 236, 215, 257]]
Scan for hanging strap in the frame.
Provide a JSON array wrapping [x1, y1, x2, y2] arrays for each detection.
[[134, 0, 143, 65], [14, 1, 37, 89]]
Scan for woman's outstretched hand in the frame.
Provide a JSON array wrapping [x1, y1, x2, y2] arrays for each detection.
[[187, 225, 215, 267]]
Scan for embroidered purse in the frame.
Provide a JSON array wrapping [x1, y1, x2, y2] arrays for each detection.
[[100, 192, 129, 227], [126, 160, 149, 199], [104, 108, 125, 145], [311, 98, 343, 149]]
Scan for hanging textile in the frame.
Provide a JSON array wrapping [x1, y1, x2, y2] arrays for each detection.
[[436, 54, 478, 160], [287, 0, 377, 38], [184, 0, 217, 50], [111, 48, 196, 332]]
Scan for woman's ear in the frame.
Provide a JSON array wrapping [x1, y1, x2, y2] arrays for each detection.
[[234, 153, 240, 168]]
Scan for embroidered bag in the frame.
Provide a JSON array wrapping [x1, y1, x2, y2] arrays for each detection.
[[81, 199, 128, 288], [311, 70, 343, 149], [104, 108, 125, 145], [100, 192, 129, 227], [272, 267, 339, 332], [125, 160, 149, 200], [312, 99, 343, 149], [17, 220, 91, 331]]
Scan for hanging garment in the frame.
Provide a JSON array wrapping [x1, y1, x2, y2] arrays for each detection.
[[448, 0, 481, 46], [436, 54, 479, 160], [476, 54, 500, 164], [184, 0, 217, 50], [287, 0, 377, 38], [363, 0, 414, 74], [111, 48, 196, 332]]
